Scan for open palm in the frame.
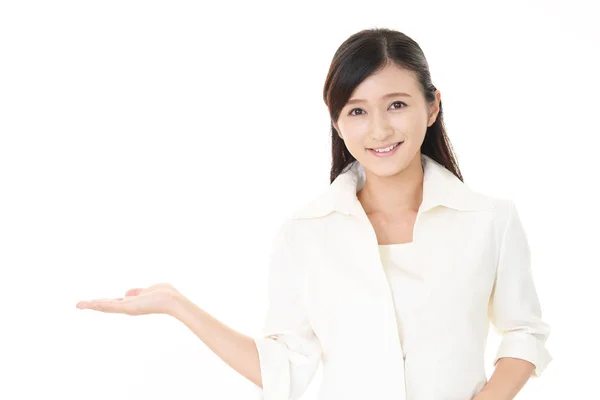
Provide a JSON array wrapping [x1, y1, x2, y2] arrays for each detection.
[[76, 283, 181, 316]]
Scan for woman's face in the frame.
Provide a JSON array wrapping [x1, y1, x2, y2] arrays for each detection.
[[334, 63, 440, 178]]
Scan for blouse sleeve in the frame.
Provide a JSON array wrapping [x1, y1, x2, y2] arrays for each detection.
[[488, 200, 552, 377], [253, 221, 322, 400]]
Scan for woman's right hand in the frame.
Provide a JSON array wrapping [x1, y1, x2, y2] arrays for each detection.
[[76, 283, 183, 316]]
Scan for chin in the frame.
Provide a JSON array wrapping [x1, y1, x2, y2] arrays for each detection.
[[368, 160, 408, 178]]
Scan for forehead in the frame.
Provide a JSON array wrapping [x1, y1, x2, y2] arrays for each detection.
[[350, 64, 420, 98]]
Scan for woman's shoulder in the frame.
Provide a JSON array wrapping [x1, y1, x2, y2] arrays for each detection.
[[460, 178, 517, 209], [463, 186, 521, 230], [288, 187, 337, 220]]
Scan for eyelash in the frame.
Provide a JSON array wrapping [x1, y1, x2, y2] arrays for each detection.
[[348, 101, 407, 116]]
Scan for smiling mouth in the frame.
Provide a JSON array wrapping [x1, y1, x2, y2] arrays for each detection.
[[368, 141, 403, 153]]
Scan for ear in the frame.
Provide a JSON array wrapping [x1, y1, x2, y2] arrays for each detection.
[[333, 120, 343, 139], [427, 90, 441, 127]]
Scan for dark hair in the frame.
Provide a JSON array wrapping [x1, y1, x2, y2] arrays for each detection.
[[323, 28, 463, 184]]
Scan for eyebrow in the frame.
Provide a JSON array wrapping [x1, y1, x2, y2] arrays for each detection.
[[346, 92, 412, 105]]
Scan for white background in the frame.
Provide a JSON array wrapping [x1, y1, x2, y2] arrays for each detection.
[[1, 1, 598, 399]]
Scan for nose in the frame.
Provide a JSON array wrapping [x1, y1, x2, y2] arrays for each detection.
[[371, 113, 394, 141]]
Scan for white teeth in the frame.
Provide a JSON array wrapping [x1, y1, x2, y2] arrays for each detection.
[[373, 142, 400, 153]]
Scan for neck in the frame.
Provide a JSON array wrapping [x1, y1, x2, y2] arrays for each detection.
[[358, 154, 424, 215]]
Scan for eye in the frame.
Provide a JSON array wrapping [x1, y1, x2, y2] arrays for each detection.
[[390, 101, 407, 109], [347, 101, 407, 116]]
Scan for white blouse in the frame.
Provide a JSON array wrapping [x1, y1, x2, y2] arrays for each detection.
[[378, 242, 488, 397], [254, 155, 551, 400], [378, 242, 420, 361]]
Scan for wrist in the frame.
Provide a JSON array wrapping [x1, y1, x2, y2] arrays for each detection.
[[166, 292, 192, 319]]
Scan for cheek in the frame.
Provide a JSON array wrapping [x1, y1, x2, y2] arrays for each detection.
[[343, 136, 368, 155], [390, 110, 427, 133], [338, 117, 368, 135], [338, 121, 369, 146]]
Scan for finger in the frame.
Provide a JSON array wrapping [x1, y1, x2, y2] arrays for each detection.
[[77, 298, 131, 314]]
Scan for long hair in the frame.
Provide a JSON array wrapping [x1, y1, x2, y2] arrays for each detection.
[[323, 28, 463, 184]]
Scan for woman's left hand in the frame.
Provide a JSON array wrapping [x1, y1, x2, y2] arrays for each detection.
[[76, 283, 183, 316]]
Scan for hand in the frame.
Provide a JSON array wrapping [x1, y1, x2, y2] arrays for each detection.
[[76, 283, 183, 316]]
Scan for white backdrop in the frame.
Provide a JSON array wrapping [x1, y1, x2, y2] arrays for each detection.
[[1, 1, 598, 399]]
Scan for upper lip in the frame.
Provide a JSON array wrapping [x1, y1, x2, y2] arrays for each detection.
[[368, 141, 402, 150]]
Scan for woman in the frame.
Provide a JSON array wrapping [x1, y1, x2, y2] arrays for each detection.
[[76, 28, 552, 400]]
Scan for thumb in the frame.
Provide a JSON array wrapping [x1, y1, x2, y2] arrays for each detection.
[[125, 288, 144, 297]]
